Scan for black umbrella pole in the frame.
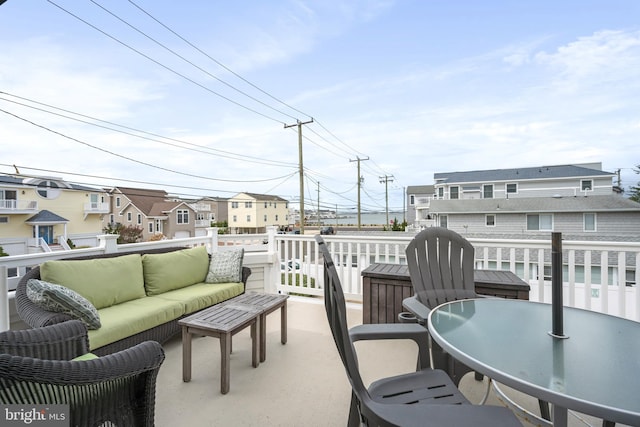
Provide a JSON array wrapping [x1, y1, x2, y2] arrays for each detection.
[[551, 232, 564, 338]]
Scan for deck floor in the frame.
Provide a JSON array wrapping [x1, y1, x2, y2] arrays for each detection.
[[155, 297, 616, 427]]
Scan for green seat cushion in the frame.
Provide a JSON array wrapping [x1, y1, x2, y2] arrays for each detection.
[[72, 353, 99, 361], [154, 282, 245, 314], [40, 254, 145, 310], [88, 297, 185, 350], [26, 279, 101, 330], [142, 246, 209, 296]]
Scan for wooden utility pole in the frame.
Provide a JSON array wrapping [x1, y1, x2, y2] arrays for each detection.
[[349, 156, 369, 230], [285, 119, 313, 233], [379, 175, 394, 229]]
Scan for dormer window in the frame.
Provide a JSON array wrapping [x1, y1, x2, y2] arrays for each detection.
[[36, 180, 61, 199]]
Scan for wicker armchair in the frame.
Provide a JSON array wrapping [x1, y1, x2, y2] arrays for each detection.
[[0, 320, 165, 427]]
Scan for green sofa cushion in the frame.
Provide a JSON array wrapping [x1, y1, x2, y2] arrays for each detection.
[[40, 254, 146, 310], [155, 281, 245, 314], [88, 297, 185, 350], [142, 246, 209, 296]]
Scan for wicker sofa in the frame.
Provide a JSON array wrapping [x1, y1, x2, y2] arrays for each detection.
[[15, 246, 251, 356]]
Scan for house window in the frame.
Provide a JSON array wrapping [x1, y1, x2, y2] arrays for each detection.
[[245, 201, 252, 208], [264, 215, 268, 222], [0, 217, 8, 223], [450, 186, 459, 200], [437, 187, 444, 198], [231, 201, 239, 209], [109, 214, 114, 223], [486, 214, 496, 227], [410, 195, 415, 205], [246, 215, 251, 222], [264, 202, 268, 208], [233, 215, 237, 222], [177, 210, 189, 224], [581, 180, 593, 191], [274, 202, 277, 208], [116, 197, 121, 208], [127, 212, 132, 222], [483, 184, 494, 199], [527, 214, 553, 231], [275, 214, 279, 221], [148, 222, 153, 233], [439, 215, 448, 228], [137, 214, 142, 224], [584, 213, 596, 231], [506, 183, 518, 194]]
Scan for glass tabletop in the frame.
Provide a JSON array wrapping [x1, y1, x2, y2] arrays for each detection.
[[428, 298, 640, 426]]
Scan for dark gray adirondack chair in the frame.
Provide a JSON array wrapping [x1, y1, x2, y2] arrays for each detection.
[[316, 235, 521, 427], [403, 227, 478, 386], [403, 227, 552, 422]]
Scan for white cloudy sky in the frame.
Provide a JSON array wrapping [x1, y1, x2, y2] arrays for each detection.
[[1, 0, 639, 212]]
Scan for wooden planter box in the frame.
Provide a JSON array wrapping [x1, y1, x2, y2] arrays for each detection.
[[361, 263, 530, 324]]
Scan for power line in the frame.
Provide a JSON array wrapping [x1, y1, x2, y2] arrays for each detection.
[[46, 0, 287, 124], [89, 0, 300, 122], [126, 0, 313, 122], [0, 108, 294, 184], [0, 91, 298, 168], [0, 165, 298, 202]]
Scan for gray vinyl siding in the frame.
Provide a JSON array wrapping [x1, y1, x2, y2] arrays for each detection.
[[438, 176, 614, 200], [445, 211, 640, 239]]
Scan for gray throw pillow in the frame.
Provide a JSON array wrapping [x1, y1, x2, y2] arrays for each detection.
[[26, 279, 101, 330], [206, 249, 244, 284]]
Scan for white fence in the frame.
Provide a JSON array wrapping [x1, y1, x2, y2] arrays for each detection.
[[276, 233, 640, 321], [2, 228, 639, 331]]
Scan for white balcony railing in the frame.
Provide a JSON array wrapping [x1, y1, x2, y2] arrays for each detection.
[[0, 199, 38, 211], [2, 228, 639, 332], [83, 202, 110, 213]]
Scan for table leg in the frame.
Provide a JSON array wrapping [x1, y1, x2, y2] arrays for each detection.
[[259, 313, 267, 363], [252, 319, 259, 368], [281, 302, 288, 345], [182, 326, 192, 382], [220, 332, 231, 394]]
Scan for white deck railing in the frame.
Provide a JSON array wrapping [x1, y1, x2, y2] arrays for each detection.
[[2, 228, 639, 331]]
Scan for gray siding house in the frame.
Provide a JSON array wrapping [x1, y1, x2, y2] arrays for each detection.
[[411, 163, 640, 240]]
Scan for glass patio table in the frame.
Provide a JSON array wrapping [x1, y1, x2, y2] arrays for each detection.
[[428, 298, 640, 427]]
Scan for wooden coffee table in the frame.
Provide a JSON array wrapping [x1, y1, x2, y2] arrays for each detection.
[[179, 302, 260, 394], [227, 292, 289, 362], [178, 292, 289, 394]]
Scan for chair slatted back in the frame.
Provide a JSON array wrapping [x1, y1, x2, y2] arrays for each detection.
[[406, 228, 476, 308], [316, 236, 370, 403]]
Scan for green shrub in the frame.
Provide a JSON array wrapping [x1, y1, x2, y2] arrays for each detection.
[[281, 272, 316, 288]]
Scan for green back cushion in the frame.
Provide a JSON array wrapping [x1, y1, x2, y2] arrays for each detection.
[[40, 254, 145, 310], [142, 246, 209, 296]]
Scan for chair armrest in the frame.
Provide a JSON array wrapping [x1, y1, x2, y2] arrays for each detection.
[[349, 323, 430, 370], [402, 295, 431, 325], [14, 267, 75, 328], [0, 320, 89, 360], [241, 266, 252, 285], [0, 340, 164, 384]]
